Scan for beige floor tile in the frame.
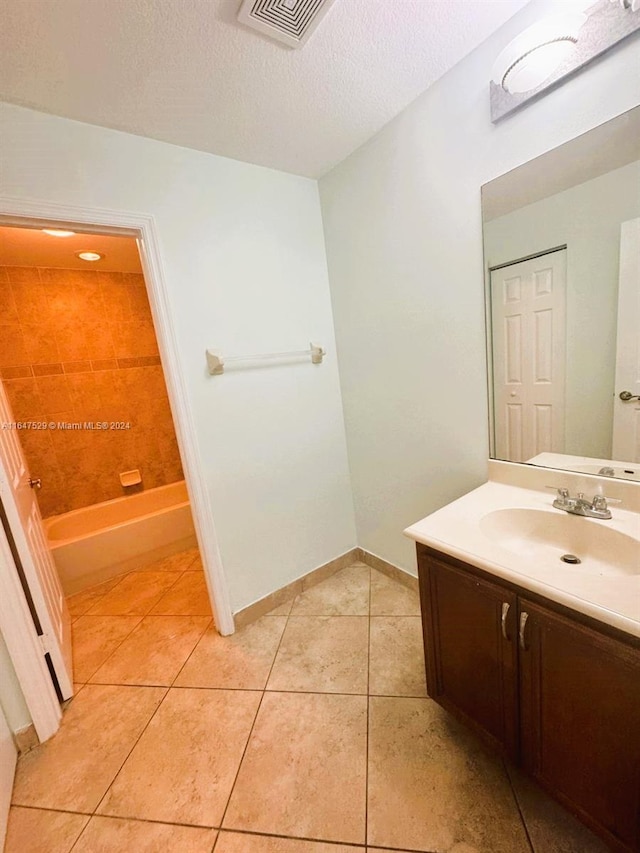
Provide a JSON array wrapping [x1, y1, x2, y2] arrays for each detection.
[[90, 615, 210, 686], [98, 687, 260, 827], [224, 692, 367, 844], [367, 697, 530, 852], [267, 616, 369, 694], [216, 832, 359, 852], [86, 571, 182, 615], [72, 615, 142, 682], [4, 806, 89, 853], [149, 571, 212, 615], [506, 764, 610, 852], [175, 616, 287, 689], [12, 684, 165, 812], [370, 570, 421, 616], [290, 565, 370, 616], [67, 577, 124, 618], [73, 815, 217, 852], [369, 617, 427, 697], [138, 547, 201, 573]]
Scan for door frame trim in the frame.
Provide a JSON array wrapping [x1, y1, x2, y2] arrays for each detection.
[[0, 196, 235, 736]]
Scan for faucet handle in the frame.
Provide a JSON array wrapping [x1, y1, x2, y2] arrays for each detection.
[[545, 485, 572, 508], [545, 485, 570, 498], [592, 494, 622, 508]]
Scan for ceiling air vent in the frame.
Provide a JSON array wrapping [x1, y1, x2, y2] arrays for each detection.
[[237, 0, 337, 49]]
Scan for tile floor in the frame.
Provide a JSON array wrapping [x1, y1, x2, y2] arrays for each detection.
[[5, 553, 608, 852]]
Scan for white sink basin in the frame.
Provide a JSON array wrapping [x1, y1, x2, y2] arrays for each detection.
[[480, 508, 639, 578]]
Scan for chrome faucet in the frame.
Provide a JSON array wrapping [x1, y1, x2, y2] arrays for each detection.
[[546, 487, 617, 520]]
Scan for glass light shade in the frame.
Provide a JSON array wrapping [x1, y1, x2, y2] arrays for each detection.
[[492, 13, 587, 95], [503, 40, 578, 94]]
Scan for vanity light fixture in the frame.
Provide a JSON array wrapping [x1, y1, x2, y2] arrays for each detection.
[[490, 0, 640, 122], [75, 251, 104, 262], [42, 229, 76, 237], [492, 13, 587, 95]]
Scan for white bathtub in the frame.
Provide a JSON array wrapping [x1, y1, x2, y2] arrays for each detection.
[[44, 481, 197, 595]]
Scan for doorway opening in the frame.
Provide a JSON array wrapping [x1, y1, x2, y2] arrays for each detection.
[[0, 217, 231, 723]]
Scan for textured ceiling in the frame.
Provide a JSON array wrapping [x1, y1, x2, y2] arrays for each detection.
[[0, 0, 529, 177]]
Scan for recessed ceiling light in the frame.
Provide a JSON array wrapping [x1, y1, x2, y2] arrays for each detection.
[[42, 229, 76, 238], [75, 251, 104, 262]]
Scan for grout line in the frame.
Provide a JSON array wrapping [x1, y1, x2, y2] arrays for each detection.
[[66, 682, 427, 700], [503, 759, 536, 853], [214, 585, 293, 842], [54, 558, 427, 851], [72, 614, 144, 685], [214, 826, 369, 848], [168, 609, 215, 689], [90, 683, 171, 816], [365, 565, 371, 849], [10, 803, 94, 817], [63, 553, 205, 830], [214, 827, 369, 848]]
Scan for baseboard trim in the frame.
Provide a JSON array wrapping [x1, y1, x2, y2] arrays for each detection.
[[357, 548, 418, 592], [233, 545, 419, 630], [233, 547, 361, 629], [14, 724, 39, 755]]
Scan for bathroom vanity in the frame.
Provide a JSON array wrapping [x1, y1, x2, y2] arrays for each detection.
[[403, 105, 640, 850], [405, 472, 640, 852]]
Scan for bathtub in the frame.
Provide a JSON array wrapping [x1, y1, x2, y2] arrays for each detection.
[[44, 481, 197, 595]]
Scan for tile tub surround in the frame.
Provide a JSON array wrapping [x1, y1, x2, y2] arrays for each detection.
[[6, 549, 606, 852], [0, 264, 183, 516]]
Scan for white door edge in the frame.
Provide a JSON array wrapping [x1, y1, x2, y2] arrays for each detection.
[[0, 196, 234, 736], [0, 519, 61, 742]]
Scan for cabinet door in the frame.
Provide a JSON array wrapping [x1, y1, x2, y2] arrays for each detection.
[[418, 553, 519, 759], [519, 598, 640, 852]]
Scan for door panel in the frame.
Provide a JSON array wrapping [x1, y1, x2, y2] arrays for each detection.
[[491, 250, 566, 462], [519, 598, 640, 851], [0, 382, 72, 700], [613, 218, 640, 462], [418, 553, 519, 760]]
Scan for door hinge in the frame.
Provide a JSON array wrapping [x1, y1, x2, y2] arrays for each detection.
[[38, 633, 51, 654]]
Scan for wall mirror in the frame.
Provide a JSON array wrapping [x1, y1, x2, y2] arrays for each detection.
[[482, 105, 640, 482]]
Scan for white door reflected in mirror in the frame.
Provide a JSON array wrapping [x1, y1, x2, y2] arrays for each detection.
[[612, 217, 640, 463], [482, 106, 640, 480]]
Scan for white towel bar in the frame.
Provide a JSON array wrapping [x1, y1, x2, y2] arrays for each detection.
[[206, 342, 325, 375]]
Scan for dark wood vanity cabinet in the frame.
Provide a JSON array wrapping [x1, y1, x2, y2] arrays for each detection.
[[417, 545, 640, 853]]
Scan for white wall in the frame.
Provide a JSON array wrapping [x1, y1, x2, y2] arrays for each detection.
[[0, 104, 356, 611], [484, 160, 640, 460], [319, 0, 640, 574], [0, 632, 30, 733]]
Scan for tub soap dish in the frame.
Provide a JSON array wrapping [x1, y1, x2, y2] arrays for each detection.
[[120, 469, 142, 488]]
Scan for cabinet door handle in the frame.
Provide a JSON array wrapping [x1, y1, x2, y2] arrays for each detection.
[[519, 611, 529, 650], [501, 602, 510, 641]]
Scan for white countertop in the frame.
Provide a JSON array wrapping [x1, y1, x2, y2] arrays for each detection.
[[404, 481, 640, 638]]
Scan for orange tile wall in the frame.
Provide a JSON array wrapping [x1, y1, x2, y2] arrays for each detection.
[[0, 266, 184, 517]]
